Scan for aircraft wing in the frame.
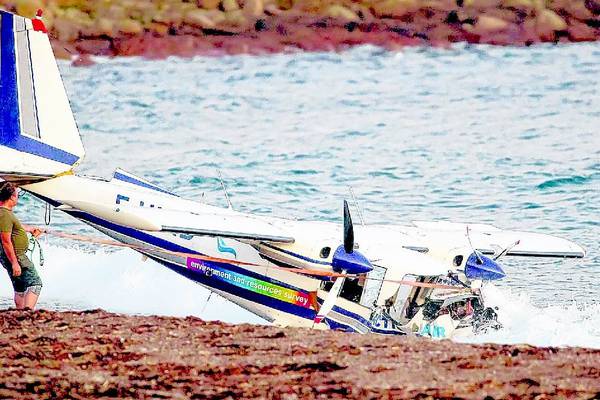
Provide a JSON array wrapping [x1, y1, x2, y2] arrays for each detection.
[[61, 201, 295, 243], [405, 221, 586, 259]]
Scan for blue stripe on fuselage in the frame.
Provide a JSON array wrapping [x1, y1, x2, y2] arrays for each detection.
[[65, 208, 309, 292], [260, 242, 332, 266], [146, 253, 317, 320], [27, 191, 373, 330], [113, 171, 178, 196]]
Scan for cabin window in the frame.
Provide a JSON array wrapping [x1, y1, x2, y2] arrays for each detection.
[[339, 278, 364, 302], [453, 255, 463, 267], [319, 247, 331, 258], [320, 277, 365, 304]]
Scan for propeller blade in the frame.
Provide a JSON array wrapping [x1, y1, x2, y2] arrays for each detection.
[[314, 275, 345, 324], [343, 200, 354, 253]]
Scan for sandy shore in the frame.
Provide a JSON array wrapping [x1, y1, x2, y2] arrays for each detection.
[[1, 309, 599, 399]]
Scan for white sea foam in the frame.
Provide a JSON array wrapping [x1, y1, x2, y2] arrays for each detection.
[[0, 244, 263, 324], [460, 284, 600, 349]]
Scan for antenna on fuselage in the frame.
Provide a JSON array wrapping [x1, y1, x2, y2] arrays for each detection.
[[217, 170, 233, 210], [466, 226, 483, 264], [348, 186, 365, 226]]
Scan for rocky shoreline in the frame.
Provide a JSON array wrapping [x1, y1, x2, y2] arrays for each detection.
[[1, 309, 599, 399], [1, 0, 600, 60]]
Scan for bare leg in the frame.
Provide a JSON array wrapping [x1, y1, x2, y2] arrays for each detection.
[[23, 290, 40, 310], [14, 292, 25, 309]]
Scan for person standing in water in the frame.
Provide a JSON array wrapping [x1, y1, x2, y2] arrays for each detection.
[[0, 182, 43, 310]]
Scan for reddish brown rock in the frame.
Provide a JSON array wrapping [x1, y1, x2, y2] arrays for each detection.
[[1, 0, 600, 60], [568, 18, 599, 40]]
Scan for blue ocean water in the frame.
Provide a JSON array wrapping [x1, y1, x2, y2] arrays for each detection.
[[2, 43, 599, 346]]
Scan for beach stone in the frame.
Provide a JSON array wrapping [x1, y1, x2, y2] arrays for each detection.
[[562, 1, 595, 20], [421, 0, 456, 12], [531, 0, 546, 11], [536, 8, 567, 39], [292, 0, 321, 12], [325, 4, 359, 21], [55, 0, 89, 8], [199, 0, 222, 10], [103, 5, 127, 20], [462, 0, 501, 9], [118, 18, 144, 34], [15, 0, 43, 18], [568, 18, 598, 40], [501, 0, 534, 12], [264, 0, 284, 14], [205, 9, 227, 24], [94, 17, 115, 36], [223, 0, 241, 11], [276, 0, 293, 9], [63, 6, 92, 24], [224, 9, 247, 26], [474, 14, 509, 31], [372, 0, 420, 18], [148, 22, 170, 35], [184, 9, 217, 28], [152, 7, 185, 26], [53, 17, 81, 41], [243, 0, 265, 17], [470, 8, 518, 23]]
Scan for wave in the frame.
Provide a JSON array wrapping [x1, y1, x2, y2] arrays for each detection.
[[536, 175, 594, 190], [461, 284, 600, 349]]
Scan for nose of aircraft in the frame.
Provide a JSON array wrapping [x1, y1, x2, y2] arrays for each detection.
[[464, 252, 506, 281], [331, 244, 373, 275]]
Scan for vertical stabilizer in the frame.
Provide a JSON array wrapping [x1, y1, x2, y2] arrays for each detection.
[[0, 10, 85, 183]]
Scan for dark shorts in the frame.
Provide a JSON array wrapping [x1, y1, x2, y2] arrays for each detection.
[[1, 252, 43, 294]]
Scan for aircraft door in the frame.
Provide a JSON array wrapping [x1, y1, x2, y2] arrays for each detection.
[[387, 274, 418, 324]]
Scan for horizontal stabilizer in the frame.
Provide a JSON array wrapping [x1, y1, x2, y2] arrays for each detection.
[[0, 10, 84, 182]]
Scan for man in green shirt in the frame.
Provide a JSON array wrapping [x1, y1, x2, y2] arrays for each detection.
[[0, 181, 43, 310]]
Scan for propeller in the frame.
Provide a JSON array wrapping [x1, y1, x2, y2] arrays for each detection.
[[464, 226, 506, 281], [313, 200, 373, 325]]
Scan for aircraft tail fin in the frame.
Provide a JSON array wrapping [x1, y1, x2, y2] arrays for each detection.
[[0, 10, 85, 184]]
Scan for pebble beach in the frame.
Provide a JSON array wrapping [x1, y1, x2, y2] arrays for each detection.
[[2, 309, 600, 399]]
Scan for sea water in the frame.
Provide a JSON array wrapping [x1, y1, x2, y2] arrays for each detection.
[[1, 43, 599, 347]]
